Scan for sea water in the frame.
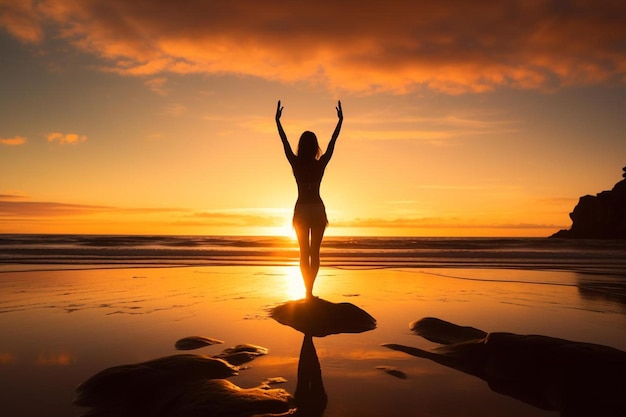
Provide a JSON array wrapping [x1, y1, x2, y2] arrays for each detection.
[[2, 234, 625, 274]]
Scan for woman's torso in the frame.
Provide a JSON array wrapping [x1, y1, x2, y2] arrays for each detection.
[[291, 159, 326, 204]]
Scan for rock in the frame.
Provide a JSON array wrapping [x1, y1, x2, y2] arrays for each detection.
[[270, 298, 376, 337], [262, 376, 288, 386], [551, 167, 626, 238], [410, 317, 487, 344], [170, 379, 295, 417], [384, 317, 626, 416], [175, 336, 224, 350], [74, 351, 294, 417], [74, 355, 238, 408], [215, 344, 269, 366], [375, 366, 407, 379]]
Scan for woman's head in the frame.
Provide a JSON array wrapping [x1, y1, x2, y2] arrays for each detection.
[[297, 131, 321, 160]]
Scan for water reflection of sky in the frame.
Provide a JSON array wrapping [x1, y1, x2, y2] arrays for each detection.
[[1, 266, 625, 416], [576, 272, 626, 314]]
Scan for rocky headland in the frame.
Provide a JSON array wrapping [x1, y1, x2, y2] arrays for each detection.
[[551, 167, 626, 239]]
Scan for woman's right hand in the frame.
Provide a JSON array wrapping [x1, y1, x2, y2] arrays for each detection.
[[276, 100, 284, 121]]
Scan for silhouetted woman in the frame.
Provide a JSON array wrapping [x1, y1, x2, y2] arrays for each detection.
[[276, 100, 343, 299]]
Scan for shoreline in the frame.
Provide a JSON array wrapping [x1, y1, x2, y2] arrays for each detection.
[[3, 260, 624, 279]]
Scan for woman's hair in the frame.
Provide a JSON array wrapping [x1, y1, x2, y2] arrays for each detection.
[[296, 131, 322, 160]]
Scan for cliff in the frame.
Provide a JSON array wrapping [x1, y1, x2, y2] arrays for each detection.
[[551, 167, 626, 239]]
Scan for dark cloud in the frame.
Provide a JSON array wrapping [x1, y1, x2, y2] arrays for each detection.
[[0, 194, 26, 200], [0, 200, 111, 217], [0, 196, 183, 217], [1, 0, 625, 93]]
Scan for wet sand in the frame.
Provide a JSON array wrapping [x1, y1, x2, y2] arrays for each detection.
[[1, 265, 625, 416]]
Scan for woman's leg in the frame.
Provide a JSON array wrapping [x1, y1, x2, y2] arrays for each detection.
[[307, 224, 326, 298], [295, 224, 312, 297]]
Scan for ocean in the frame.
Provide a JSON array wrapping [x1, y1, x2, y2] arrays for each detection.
[[1, 234, 625, 275]]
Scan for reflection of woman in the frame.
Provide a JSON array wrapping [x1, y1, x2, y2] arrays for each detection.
[[295, 335, 327, 416], [276, 100, 343, 299]]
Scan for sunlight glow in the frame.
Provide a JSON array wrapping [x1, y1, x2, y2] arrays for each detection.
[[265, 217, 297, 240], [283, 266, 306, 300], [279, 219, 296, 240]]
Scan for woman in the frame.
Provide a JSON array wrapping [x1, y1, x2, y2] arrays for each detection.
[[275, 100, 343, 299]]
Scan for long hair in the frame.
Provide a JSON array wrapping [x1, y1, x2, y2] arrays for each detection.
[[296, 131, 322, 161]]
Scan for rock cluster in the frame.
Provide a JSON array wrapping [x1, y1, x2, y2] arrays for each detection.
[[551, 167, 626, 239]]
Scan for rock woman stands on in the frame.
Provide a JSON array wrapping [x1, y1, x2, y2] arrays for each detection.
[[275, 100, 343, 299]]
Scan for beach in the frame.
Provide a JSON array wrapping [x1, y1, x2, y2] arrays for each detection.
[[1, 236, 626, 416], [4, 1, 626, 415]]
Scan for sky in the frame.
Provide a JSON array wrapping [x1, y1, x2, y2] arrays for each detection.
[[1, 0, 625, 237]]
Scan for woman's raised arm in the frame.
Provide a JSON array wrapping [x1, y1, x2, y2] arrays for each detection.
[[321, 100, 343, 164], [276, 100, 295, 161]]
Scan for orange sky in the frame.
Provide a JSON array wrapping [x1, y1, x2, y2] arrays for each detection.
[[1, 0, 626, 236]]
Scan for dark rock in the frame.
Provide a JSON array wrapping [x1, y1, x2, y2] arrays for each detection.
[[175, 336, 224, 350], [551, 167, 626, 239], [410, 317, 487, 344], [375, 366, 407, 379], [169, 379, 294, 417], [270, 298, 376, 337], [384, 317, 626, 416], [74, 355, 238, 408], [74, 352, 295, 417], [215, 344, 269, 366]]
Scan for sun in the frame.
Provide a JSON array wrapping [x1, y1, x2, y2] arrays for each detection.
[[276, 218, 297, 240]]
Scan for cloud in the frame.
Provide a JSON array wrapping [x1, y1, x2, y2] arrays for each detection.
[[145, 132, 164, 142], [0, 200, 111, 217], [0, 194, 27, 200], [0, 195, 184, 218], [343, 111, 519, 143], [1, 0, 625, 94], [46, 132, 87, 144], [163, 103, 186, 117], [144, 76, 168, 95], [333, 216, 564, 230], [0, 136, 27, 146], [0, 0, 42, 43], [180, 209, 289, 227]]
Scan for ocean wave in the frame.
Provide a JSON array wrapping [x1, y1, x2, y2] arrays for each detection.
[[1, 234, 625, 275]]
